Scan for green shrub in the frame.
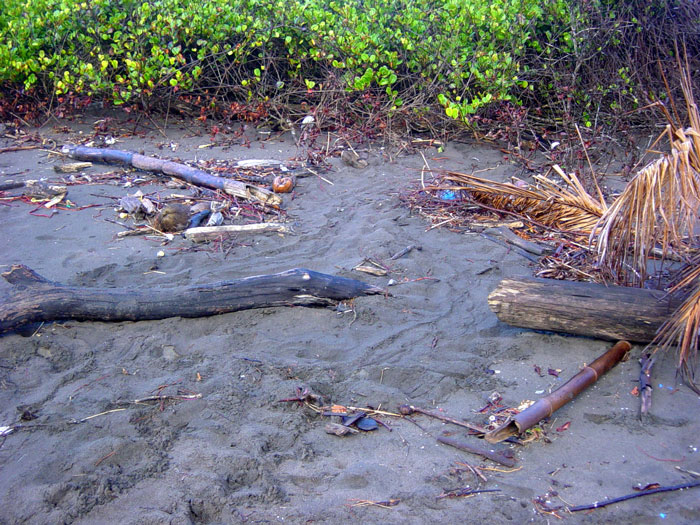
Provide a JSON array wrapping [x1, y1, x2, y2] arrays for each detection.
[[0, 1, 561, 115], [1, 0, 696, 129]]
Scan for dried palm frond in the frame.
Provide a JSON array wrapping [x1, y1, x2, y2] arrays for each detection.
[[652, 260, 700, 393], [443, 165, 607, 235], [593, 59, 700, 387], [594, 125, 700, 284], [595, 60, 700, 284]]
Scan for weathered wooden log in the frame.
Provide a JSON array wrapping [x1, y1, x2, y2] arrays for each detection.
[[0, 265, 384, 334], [488, 277, 686, 343], [62, 145, 281, 206]]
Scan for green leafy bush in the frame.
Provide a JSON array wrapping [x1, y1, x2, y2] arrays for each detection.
[[1, 0, 697, 129], [0, 1, 560, 115]]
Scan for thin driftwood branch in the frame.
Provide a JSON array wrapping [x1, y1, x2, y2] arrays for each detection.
[[437, 435, 516, 467], [568, 479, 700, 512], [0, 265, 384, 334], [485, 341, 631, 443], [62, 145, 281, 206]]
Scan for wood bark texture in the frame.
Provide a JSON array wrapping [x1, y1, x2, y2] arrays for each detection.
[[488, 277, 686, 343], [0, 265, 383, 334]]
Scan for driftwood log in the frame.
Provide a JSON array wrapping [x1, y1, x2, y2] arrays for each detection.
[[62, 145, 281, 206], [0, 265, 384, 334], [488, 277, 686, 343]]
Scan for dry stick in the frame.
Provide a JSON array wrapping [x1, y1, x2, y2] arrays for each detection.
[[127, 393, 202, 405], [574, 123, 605, 206], [675, 466, 700, 478], [398, 404, 488, 434], [94, 448, 119, 467], [457, 460, 488, 483], [437, 488, 501, 500], [0, 145, 41, 153], [419, 150, 430, 189], [483, 226, 551, 256], [184, 222, 291, 242], [568, 480, 700, 512], [63, 145, 281, 206], [349, 498, 400, 508], [75, 408, 127, 423], [390, 245, 421, 261], [639, 353, 655, 418], [306, 167, 334, 186], [103, 217, 136, 231], [437, 436, 516, 468], [480, 232, 541, 263], [486, 340, 632, 443]]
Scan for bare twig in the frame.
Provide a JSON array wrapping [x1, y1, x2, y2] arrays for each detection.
[[398, 404, 488, 434], [568, 480, 700, 512], [437, 435, 516, 468], [437, 487, 501, 499]]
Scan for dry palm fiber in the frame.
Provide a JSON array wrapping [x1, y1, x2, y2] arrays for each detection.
[[652, 259, 700, 393], [592, 64, 700, 390], [596, 61, 699, 285], [442, 166, 607, 235], [594, 125, 700, 285]]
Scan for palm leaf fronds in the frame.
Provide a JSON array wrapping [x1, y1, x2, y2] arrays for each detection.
[[594, 62, 700, 387], [652, 261, 700, 393], [594, 125, 700, 284], [444, 166, 607, 235]]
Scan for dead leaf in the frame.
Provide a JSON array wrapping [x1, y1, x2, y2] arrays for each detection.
[[556, 421, 571, 432]]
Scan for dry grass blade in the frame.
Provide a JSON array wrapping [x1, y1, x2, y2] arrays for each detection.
[[443, 167, 607, 235]]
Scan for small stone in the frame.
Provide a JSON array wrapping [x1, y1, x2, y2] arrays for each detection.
[[162, 345, 179, 361], [341, 150, 369, 169]]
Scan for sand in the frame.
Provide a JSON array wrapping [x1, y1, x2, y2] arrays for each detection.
[[0, 115, 699, 524]]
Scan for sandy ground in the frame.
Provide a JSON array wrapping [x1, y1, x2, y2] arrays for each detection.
[[0, 115, 699, 525]]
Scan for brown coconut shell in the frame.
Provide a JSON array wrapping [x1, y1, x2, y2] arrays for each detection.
[[272, 175, 294, 193]]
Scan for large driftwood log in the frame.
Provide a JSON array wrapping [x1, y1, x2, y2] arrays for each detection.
[[0, 265, 384, 334], [62, 145, 281, 206], [488, 277, 686, 343]]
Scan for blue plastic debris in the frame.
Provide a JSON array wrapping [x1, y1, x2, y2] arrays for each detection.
[[439, 190, 457, 201]]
